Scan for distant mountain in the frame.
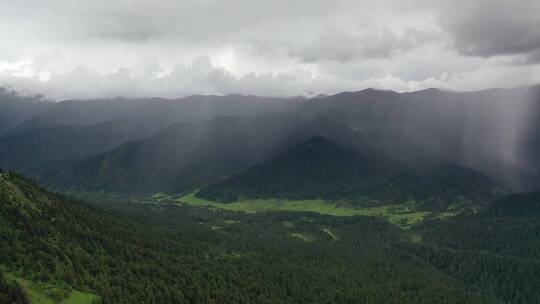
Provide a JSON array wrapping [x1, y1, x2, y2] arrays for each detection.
[[197, 136, 384, 202], [30, 110, 393, 195], [196, 136, 504, 209], [32, 113, 307, 194], [0, 89, 52, 136], [296, 86, 540, 191], [9, 94, 303, 135], [3, 86, 540, 196], [0, 94, 303, 174], [31, 112, 506, 206], [0, 118, 170, 172]]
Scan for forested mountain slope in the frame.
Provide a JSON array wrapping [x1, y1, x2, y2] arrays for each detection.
[[0, 118, 170, 172], [0, 171, 501, 303], [1, 87, 539, 197], [296, 86, 540, 191], [197, 136, 504, 210], [30, 113, 305, 194], [8, 94, 301, 136], [0, 89, 52, 137], [0, 93, 303, 175], [409, 192, 540, 303]]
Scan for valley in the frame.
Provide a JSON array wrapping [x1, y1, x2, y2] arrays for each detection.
[[3, 1, 540, 302], [1, 86, 540, 303], [2, 171, 540, 303]]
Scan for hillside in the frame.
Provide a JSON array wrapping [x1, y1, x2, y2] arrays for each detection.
[[296, 86, 540, 191], [0, 118, 169, 172], [30, 114, 376, 195], [0, 89, 52, 137], [0, 87, 538, 198], [0, 171, 504, 303], [31, 113, 306, 194], [3, 1, 540, 302], [197, 136, 384, 201], [409, 193, 540, 303], [196, 136, 504, 210], [8, 95, 301, 135]]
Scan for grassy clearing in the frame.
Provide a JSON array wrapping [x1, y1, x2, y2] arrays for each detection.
[[409, 233, 423, 244], [3, 272, 98, 304], [282, 221, 295, 228], [290, 232, 315, 242], [174, 191, 430, 228], [61, 290, 98, 304], [321, 227, 338, 241]]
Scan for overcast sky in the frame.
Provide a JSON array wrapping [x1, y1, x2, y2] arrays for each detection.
[[1, 0, 539, 100]]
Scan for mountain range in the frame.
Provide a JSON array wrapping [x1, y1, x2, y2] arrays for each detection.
[[1, 86, 540, 206]]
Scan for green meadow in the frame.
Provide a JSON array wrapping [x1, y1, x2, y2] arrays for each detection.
[[3, 272, 98, 304], [148, 191, 436, 228]]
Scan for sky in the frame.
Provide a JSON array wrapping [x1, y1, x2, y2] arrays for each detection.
[[1, 0, 540, 100]]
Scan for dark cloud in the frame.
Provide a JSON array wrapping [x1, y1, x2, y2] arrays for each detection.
[[292, 29, 363, 63], [285, 27, 437, 63], [83, 18, 167, 42], [437, 0, 540, 61]]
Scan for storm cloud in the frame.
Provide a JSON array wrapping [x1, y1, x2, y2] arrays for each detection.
[[436, 0, 540, 62], [0, 0, 539, 99]]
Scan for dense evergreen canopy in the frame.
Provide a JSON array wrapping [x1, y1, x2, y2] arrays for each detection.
[[4, 171, 532, 303]]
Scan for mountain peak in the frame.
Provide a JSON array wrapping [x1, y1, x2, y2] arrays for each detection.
[[195, 134, 385, 202], [196, 132, 501, 205]]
